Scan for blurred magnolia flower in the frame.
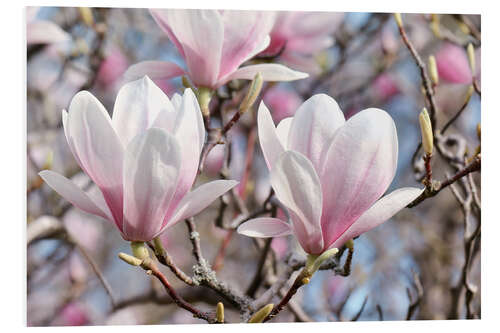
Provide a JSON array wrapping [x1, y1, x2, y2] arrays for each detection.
[[26, 7, 71, 45], [125, 9, 308, 89], [96, 48, 129, 89], [260, 11, 344, 74], [238, 94, 423, 254], [373, 73, 400, 102], [436, 43, 475, 84], [40, 76, 237, 242], [55, 302, 89, 326], [263, 85, 303, 123]]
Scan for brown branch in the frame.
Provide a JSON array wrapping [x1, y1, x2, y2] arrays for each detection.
[[406, 271, 423, 320], [148, 241, 194, 286], [139, 258, 215, 323], [396, 16, 439, 130], [408, 155, 480, 207], [184, 219, 252, 314]]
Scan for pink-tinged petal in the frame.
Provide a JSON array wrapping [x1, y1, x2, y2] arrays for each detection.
[[162, 88, 206, 222], [27, 21, 70, 45], [237, 218, 293, 238], [167, 180, 238, 228], [320, 108, 398, 248], [122, 128, 181, 241], [150, 9, 186, 58], [152, 9, 224, 87], [112, 76, 175, 146], [275, 117, 293, 148], [124, 61, 185, 81], [39, 171, 109, 221], [222, 64, 308, 85], [288, 94, 345, 173], [330, 187, 423, 249], [271, 151, 324, 254], [257, 102, 285, 169], [218, 11, 275, 79], [65, 91, 124, 226]]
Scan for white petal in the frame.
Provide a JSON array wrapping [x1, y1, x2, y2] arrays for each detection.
[[39, 170, 108, 221], [162, 88, 206, 218], [275, 117, 293, 148], [222, 64, 308, 85], [271, 151, 324, 254], [319, 108, 398, 248], [257, 102, 285, 170], [167, 180, 238, 227], [330, 187, 424, 249], [65, 91, 124, 224], [237, 218, 293, 238], [124, 61, 185, 81], [122, 128, 182, 241], [288, 94, 345, 172], [112, 76, 175, 146]]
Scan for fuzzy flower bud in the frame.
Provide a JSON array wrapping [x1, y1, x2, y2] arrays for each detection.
[[248, 304, 274, 323], [419, 108, 433, 155], [394, 13, 403, 28], [216, 302, 224, 323], [467, 43, 476, 76], [428, 55, 439, 86]]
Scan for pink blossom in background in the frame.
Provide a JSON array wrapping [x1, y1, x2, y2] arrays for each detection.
[[263, 85, 303, 123], [40, 76, 237, 242], [238, 94, 423, 254], [436, 43, 473, 84], [56, 303, 89, 326], [373, 73, 400, 102], [125, 9, 308, 89], [96, 48, 129, 89], [27, 7, 71, 45], [260, 11, 344, 74]]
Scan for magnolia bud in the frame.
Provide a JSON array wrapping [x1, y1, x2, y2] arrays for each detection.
[[419, 108, 433, 155], [394, 13, 403, 28], [216, 302, 224, 323], [467, 43, 476, 76], [248, 304, 274, 323], [78, 7, 94, 27], [239, 73, 263, 114], [428, 55, 439, 86], [118, 252, 142, 266]]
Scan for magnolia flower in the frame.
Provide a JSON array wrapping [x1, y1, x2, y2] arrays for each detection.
[[40, 76, 237, 242], [27, 7, 71, 45], [238, 94, 423, 254], [125, 9, 308, 89], [260, 11, 344, 74]]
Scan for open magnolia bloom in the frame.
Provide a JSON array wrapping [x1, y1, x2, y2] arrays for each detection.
[[40, 76, 237, 242], [125, 9, 308, 89], [238, 94, 423, 255]]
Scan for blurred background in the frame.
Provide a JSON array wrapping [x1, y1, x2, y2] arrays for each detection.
[[26, 7, 481, 325]]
